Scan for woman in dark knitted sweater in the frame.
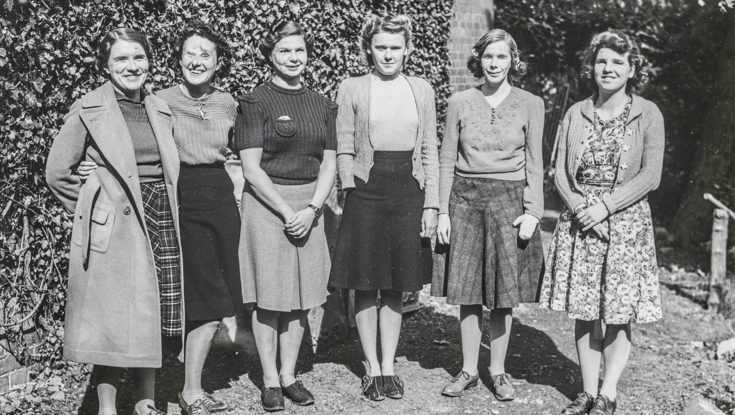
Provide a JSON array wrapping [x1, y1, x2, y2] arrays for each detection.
[[232, 21, 336, 412]]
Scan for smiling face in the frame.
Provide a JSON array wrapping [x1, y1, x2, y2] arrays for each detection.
[[270, 35, 307, 81], [480, 40, 512, 87], [180, 34, 217, 88], [594, 47, 635, 95], [369, 31, 408, 77], [107, 39, 149, 97]]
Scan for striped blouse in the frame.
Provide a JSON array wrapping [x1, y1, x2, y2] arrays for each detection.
[[156, 85, 237, 165]]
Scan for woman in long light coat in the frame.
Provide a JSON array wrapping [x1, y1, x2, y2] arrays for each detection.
[[45, 28, 183, 415]]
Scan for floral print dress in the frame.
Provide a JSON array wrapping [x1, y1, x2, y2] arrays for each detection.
[[539, 100, 663, 324]]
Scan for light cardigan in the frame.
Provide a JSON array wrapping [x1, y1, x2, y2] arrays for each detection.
[[554, 94, 665, 214], [335, 74, 440, 209]]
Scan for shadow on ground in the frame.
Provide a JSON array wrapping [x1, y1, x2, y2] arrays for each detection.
[[75, 304, 579, 413]]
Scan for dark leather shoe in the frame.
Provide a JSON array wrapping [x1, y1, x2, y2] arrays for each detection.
[[261, 387, 285, 412], [589, 394, 616, 415], [381, 375, 404, 399], [178, 393, 211, 415], [441, 371, 479, 397], [561, 392, 595, 415], [361, 375, 384, 401], [282, 380, 315, 406]]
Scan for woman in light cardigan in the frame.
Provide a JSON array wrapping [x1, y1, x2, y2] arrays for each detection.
[[540, 30, 664, 415], [329, 15, 439, 401]]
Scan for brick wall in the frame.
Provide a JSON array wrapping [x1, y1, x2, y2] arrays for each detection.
[[447, 0, 494, 92], [0, 343, 27, 393]]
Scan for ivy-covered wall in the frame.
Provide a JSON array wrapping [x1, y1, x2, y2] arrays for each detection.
[[0, 0, 453, 364]]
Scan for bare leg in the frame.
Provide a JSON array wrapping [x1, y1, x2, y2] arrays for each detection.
[[278, 310, 307, 386], [488, 308, 512, 376], [181, 321, 219, 403], [252, 307, 280, 388], [599, 323, 631, 401], [131, 368, 156, 414], [93, 365, 123, 415], [355, 290, 381, 376], [575, 319, 604, 396], [459, 305, 483, 376], [378, 290, 402, 376]]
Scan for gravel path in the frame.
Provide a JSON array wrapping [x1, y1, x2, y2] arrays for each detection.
[[5, 211, 734, 414], [45, 283, 730, 415]]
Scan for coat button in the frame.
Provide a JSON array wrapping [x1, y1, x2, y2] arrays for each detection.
[[123, 206, 131, 215]]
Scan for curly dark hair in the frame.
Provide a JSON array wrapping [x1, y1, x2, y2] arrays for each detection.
[[96, 28, 152, 73], [175, 21, 232, 79], [258, 21, 313, 65], [360, 14, 413, 66], [580, 30, 652, 94], [466, 29, 526, 80]]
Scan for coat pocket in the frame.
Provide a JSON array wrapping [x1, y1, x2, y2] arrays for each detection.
[[89, 203, 115, 253], [71, 175, 101, 247]]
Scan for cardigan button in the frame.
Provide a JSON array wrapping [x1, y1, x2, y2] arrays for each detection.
[[122, 206, 132, 215]]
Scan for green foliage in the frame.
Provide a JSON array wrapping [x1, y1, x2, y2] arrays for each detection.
[[495, 0, 730, 218], [0, 0, 453, 363]]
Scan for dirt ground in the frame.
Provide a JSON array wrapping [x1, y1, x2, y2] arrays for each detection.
[[3, 213, 735, 414]]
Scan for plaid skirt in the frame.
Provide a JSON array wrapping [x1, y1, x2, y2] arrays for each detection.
[[431, 176, 544, 309], [141, 181, 182, 337]]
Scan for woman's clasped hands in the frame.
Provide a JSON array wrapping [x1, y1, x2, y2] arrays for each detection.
[[576, 202, 610, 241], [283, 206, 316, 239]]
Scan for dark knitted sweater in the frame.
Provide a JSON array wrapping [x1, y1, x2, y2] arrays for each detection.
[[117, 94, 163, 182], [232, 82, 337, 184]]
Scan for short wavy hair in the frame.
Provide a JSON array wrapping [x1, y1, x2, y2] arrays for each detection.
[[580, 30, 651, 93], [360, 14, 413, 66], [175, 21, 232, 78], [466, 29, 526, 79], [258, 21, 313, 64], [96, 28, 152, 73]]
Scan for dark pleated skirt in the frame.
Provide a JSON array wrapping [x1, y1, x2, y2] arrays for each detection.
[[431, 176, 544, 309], [179, 164, 242, 321], [330, 151, 432, 292]]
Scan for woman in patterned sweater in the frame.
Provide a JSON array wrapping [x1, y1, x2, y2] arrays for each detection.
[[433, 29, 545, 401]]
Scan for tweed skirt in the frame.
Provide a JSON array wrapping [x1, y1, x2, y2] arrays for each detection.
[[431, 176, 544, 309], [141, 180, 182, 337], [179, 164, 242, 322], [330, 151, 432, 292], [239, 180, 330, 312]]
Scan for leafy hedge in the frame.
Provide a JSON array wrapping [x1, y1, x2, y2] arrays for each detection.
[[0, 0, 453, 364]]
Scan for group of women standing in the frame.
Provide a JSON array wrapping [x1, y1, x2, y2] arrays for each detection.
[[45, 12, 664, 415]]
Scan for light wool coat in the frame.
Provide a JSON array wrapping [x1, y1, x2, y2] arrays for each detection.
[[45, 81, 183, 368]]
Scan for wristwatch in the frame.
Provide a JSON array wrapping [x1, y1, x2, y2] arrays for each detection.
[[307, 203, 323, 217]]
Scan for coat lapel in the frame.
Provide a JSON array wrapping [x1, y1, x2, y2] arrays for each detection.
[[77, 82, 144, 230]]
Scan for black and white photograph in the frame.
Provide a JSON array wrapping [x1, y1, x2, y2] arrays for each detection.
[[1, 0, 735, 413]]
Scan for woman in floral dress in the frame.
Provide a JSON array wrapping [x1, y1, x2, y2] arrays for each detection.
[[540, 30, 665, 415]]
